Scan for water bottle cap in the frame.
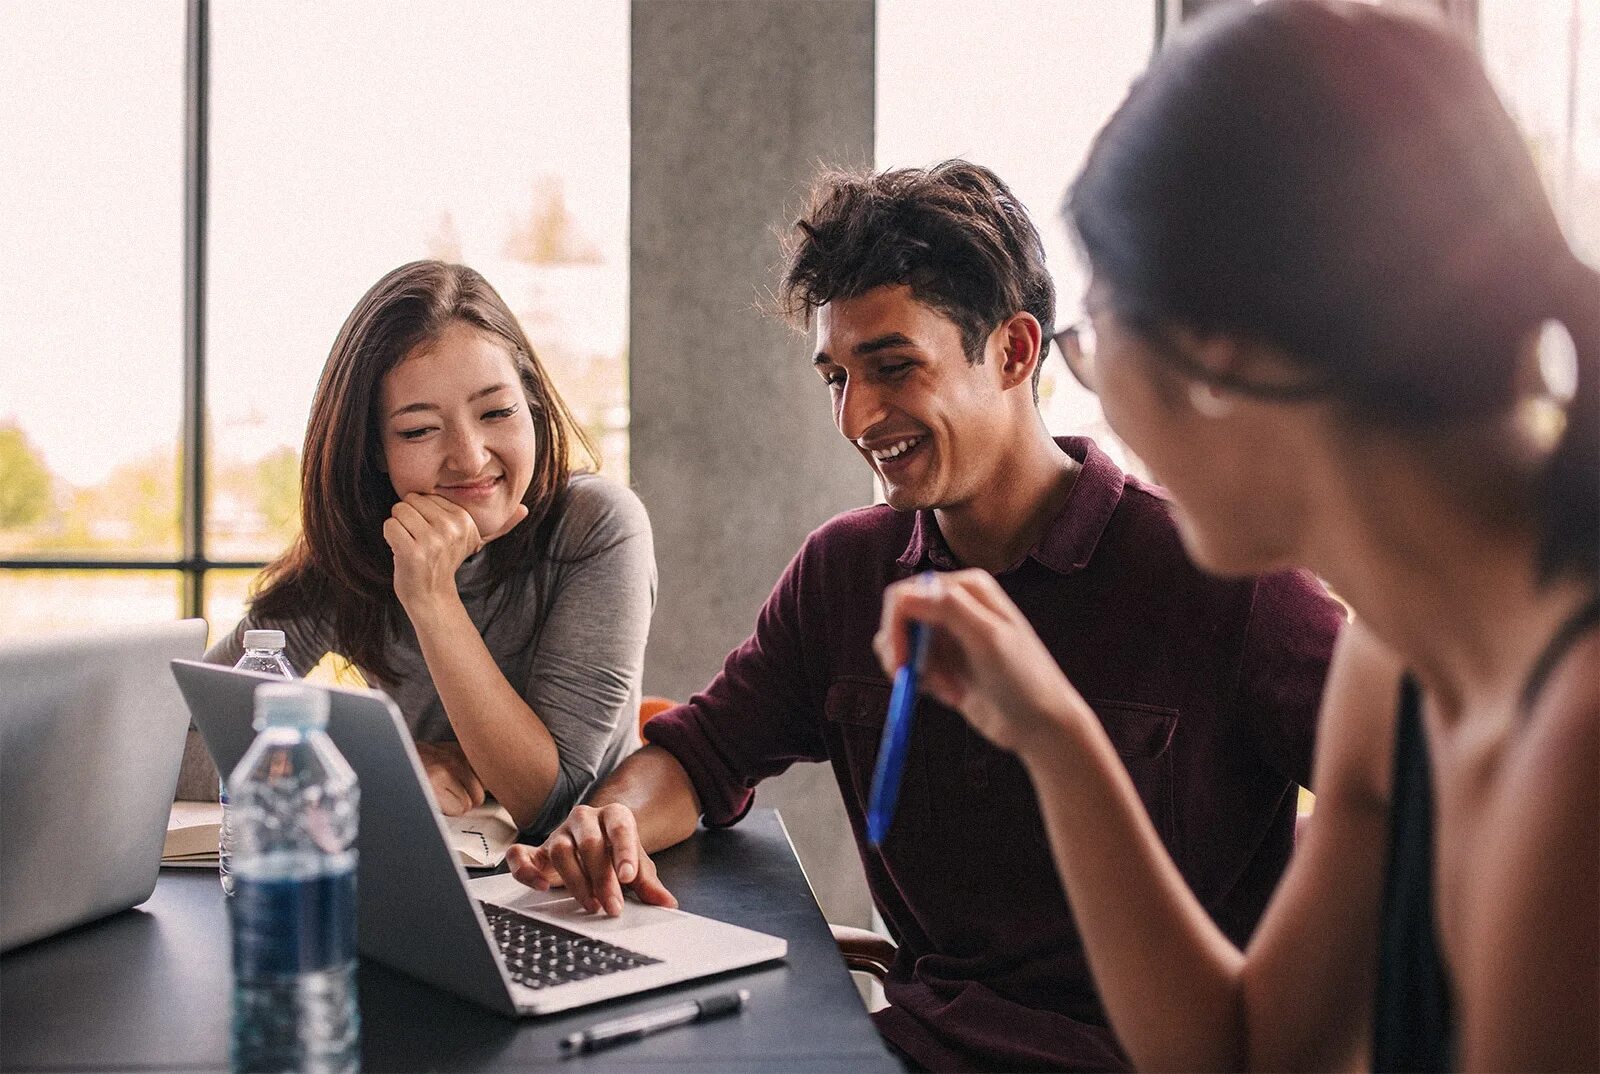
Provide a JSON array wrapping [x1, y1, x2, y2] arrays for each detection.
[[242, 629, 286, 651], [252, 682, 330, 731]]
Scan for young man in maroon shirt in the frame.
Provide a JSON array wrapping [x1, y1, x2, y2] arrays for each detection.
[[509, 161, 1343, 1072]]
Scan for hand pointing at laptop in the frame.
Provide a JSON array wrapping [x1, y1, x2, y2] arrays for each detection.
[[507, 803, 679, 917]]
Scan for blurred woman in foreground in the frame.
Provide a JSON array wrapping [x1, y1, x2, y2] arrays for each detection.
[[879, 3, 1597, 1070]]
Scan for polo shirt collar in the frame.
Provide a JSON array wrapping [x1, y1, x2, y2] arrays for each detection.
[[895, 436, 1125, 576]]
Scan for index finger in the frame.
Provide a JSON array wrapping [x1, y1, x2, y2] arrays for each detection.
[[428, 767, 469, 816], [417, 491, 483, 526], [507, 844, 560, 891], [401, 492, 460, 526], [876, 570, 1004, 677], [459, 769, 486, 810], [598, 806, 640, 885], [877, 571, 945, 667]]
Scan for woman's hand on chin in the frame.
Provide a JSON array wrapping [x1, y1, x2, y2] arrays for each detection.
[[875, 568, 1090, 758], [383, 493, 489, 612]]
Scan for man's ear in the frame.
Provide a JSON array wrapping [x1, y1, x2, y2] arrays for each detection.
[[993, 311, 1043, 391]]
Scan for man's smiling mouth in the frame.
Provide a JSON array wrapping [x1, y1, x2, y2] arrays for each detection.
[[863, 435, 928, 473]]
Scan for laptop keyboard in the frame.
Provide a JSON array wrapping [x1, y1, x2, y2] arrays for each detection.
[[479, 901, 661, 990]]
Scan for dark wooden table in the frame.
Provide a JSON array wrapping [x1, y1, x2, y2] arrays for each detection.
[[0, 809, 898, 1072]]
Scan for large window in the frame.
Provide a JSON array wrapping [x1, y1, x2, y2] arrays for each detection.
[[1, 1, 628, 639], [878, 0, 1599, 481], [0, 2, 186, 634], [876, 0, 1157, 474], [5, 1, 1593, 639], [1481, 0, 1598, 260]]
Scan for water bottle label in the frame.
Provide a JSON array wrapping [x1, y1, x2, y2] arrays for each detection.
[[231, 866, 357, 976]]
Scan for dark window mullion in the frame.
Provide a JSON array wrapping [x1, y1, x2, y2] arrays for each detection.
[[0, 561, 266, 572], [181, 0, 210, 619]]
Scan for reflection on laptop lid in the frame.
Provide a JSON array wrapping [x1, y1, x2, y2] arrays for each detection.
[[0, 619, 208, 953], [171, 659, 786, 1017]]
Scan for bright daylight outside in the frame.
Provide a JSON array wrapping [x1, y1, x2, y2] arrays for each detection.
[[1, 0, 1595, 639], [880, 0, 1597, 480], [0, 1, 628, 639]]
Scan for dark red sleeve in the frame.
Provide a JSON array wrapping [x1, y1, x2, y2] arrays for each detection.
[[643, 541, 828, 828], [1232, 568, 1346, 788]]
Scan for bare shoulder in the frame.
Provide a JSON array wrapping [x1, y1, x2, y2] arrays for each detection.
[[1502, 627, 1600, 820], [1456, 630, 1598, 1071], [1527, 627, 1600, 751]]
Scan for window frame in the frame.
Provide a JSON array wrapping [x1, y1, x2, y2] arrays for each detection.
[[3, 0, 1492, 626], [0, 1, 265, 619]]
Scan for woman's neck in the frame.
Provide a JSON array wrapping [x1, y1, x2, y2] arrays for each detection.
[[1307, 448, 1591, 717]]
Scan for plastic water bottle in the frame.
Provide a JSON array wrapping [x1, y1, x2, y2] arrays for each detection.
[[223, 629, 296, 896], [229, 682, 360, 1074]]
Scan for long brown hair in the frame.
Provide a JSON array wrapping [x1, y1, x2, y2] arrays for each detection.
[[251, 260, 597, 681]]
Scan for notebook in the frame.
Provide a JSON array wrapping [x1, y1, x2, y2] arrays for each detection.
[[164, 800, 518, 868]]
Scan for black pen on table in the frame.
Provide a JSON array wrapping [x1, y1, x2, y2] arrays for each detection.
[[560, 989, 750, 1055]]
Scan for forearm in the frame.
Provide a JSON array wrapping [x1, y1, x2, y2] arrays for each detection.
[[585, 745, 702, 853], [409, 596, 560, 829], [1021, 716, 1248, 1073]]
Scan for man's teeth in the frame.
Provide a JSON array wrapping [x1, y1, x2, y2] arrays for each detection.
[[871, 437, 923, 462]]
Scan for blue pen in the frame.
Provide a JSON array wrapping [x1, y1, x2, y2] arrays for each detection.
[[867, 579, 934, 846]]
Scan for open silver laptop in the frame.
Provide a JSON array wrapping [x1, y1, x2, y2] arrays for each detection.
[[170, 659, 786, 1017], [0, 619, 208, 952]]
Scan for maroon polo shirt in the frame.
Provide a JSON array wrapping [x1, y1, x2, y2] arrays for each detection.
[[645, 437, 1343, 1072]]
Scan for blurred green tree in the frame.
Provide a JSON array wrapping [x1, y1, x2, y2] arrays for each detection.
[[425, 209, 464, 263], [0, 423, 54, 530], [60, 451, 179, 554], [504, 176, 602, 265], [254, 446, 301, 545]]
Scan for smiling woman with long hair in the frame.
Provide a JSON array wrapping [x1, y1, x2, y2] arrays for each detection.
[[194, 260, 655, 836], [878, 3, 1597, 1070]]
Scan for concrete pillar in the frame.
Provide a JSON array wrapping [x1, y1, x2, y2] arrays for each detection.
[[630, 0, 876, 928]]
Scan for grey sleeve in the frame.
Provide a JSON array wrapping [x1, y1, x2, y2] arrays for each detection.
[[176, 610, 332, 800], [521, 479, 657, 836]]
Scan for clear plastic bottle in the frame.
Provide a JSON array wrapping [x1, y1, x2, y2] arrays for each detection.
[[223, 629, 296, 897], [229, 682, 360, 1074]]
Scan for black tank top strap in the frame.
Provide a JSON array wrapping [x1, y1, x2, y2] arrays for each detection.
[[1519, 594, 1600, 715], [1375, 594, 1599, 1071], [1374, 675, 1454, 1072]]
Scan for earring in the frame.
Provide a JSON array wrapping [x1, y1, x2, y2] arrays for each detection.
[[1512, 320, 1577, 455], [1188, 381, 1236, 418], [1537, 319, 1578, 403], [1517, 395, 1568, 453]]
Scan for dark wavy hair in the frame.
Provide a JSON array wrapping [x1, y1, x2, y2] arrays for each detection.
[[780, 159, 1056, 395], [250, 260, 597, 681], [1070, 0, 1598, 584]]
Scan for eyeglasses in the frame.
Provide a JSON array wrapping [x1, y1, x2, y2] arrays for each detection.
[[1050, 320, 1097, 394], [1048, 317, 1330, 403]]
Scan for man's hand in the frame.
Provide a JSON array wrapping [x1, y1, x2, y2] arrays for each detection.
[[506, 803, 678, 917], [415, 740, 485, 817]]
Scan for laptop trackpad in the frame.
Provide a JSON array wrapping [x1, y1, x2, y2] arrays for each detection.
[[529, 895, 682, 934], [466, 873, 683, 933]]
